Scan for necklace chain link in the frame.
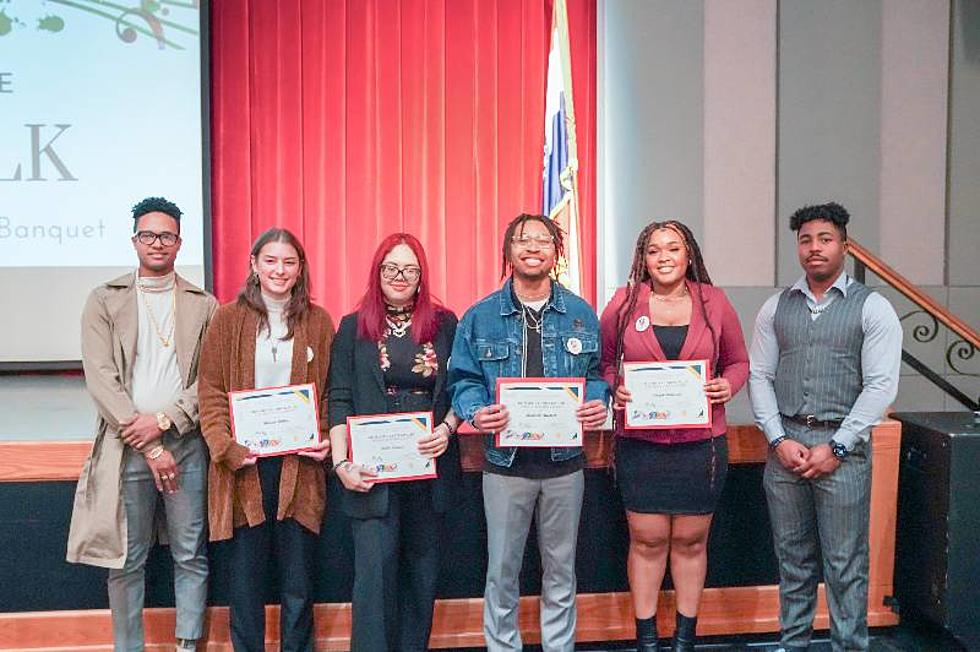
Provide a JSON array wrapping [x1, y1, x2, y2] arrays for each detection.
[[138, 284, 176, 348]]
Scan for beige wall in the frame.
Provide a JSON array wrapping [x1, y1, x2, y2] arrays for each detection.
[[599, 0, 979, 417]]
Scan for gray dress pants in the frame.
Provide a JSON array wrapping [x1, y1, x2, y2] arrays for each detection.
[[482, 470, 584, 652], [108, 435, 208, 652], [763, 420, 872, 652]]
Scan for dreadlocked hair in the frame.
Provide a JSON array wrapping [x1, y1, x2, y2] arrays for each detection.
[[612, 220, 720, 420], [499, 213, 566, 279]]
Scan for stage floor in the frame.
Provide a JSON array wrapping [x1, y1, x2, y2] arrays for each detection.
[[448, 622, 966, 650]]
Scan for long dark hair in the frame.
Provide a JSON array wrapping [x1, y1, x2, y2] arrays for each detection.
[[612, 220, 719, 395], [237, 227, 312, 340], [356, 233, 444, 344]]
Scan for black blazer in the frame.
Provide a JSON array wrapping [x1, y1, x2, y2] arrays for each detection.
[[328, 309, 460, 519]]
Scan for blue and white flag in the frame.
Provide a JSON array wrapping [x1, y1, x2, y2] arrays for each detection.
[[541, 0, 582, 294]]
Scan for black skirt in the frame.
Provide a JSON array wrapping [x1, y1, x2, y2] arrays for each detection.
[[615, 435, 728, 515]]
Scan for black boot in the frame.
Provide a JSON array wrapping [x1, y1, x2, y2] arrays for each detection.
[[671, 612, 697, 651], [635, 615, 659, 652]]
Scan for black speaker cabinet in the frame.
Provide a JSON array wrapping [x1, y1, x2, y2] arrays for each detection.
[[893, 412, 980, 650]]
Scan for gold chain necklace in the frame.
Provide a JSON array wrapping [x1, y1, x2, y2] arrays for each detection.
[[138, 284, 176, 347]]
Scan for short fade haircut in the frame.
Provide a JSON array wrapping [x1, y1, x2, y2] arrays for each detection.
[[132, 196, 182, 232], [789, 202, 849, 240], [500, 213, 565, 278]]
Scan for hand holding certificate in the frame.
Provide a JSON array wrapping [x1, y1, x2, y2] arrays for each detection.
[[347, 412, 437, 483], [495, 377, 584, 447], [623, 360, 712, 429], [230, 383, 322, 456]]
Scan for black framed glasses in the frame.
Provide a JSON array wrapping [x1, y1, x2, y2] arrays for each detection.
[[379, 263, 421, 282], [135, 230, 180, 247]]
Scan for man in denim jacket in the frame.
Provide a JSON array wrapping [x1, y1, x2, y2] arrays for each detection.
[[449, 213, 610, 652]]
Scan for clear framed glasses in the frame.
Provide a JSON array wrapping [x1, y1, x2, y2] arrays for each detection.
[[379, 263, 421, 282], [135, 230, 180, 247], [511, 234, 555, 249]]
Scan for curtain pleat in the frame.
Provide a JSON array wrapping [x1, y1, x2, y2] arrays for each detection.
[[211, 0, 596, 316]]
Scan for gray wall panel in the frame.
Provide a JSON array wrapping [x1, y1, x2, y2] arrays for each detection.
[[601, 0, 703, 296], [948, 0, 980, 286], [776, 0, 882, 285]]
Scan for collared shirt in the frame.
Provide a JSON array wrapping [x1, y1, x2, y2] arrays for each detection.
[[748, 271, 902, 450]]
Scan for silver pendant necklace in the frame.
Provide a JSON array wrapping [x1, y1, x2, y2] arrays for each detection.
[[522, 305, 542, 333], [386, 316, 412, 338]]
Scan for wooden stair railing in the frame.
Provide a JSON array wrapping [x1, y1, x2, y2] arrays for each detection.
[[848, 238, 979, 410]]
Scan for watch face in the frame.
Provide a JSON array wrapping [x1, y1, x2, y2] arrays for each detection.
[[831, 442, 847, 459]]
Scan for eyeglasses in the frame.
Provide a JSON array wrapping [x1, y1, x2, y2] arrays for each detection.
[[135, 231, 180, 247], [511, 234, 555, 249], [379, 263, 421, 282]]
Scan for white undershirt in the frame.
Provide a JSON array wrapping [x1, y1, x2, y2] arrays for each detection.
[[254, 294, 293, 388], [131, 271, 183, 414]]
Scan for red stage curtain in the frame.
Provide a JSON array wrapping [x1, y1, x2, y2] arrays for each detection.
[[211, 0, 596, 318]]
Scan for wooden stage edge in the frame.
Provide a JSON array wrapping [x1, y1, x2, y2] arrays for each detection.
[[0, 421, 901, 650], [0, 585, 900, 651], [2, 423, 815, 482]]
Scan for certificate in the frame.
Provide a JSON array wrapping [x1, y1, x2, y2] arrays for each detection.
[[229, 383, 321, 456], [495, 377, 584, 448], [347, 411, 437, 483], [623, 360, 712, 429]]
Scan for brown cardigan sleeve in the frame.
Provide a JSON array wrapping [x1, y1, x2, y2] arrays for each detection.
[[198, 304, 252, 471]]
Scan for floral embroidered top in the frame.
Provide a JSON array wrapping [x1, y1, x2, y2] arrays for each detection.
[[378, 304, 438, 398]]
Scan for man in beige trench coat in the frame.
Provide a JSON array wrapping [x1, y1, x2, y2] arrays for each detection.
[[67, 197, 218, 652]]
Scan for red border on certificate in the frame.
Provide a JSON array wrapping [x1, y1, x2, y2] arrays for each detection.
[[622, 360, 713, 430], [228, 382, 322, 457], [346, 411, 438, 483], [494, 377, 586, 447]]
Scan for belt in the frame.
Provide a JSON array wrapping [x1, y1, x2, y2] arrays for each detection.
[[781, 414, 843, 429], [384, 386, 433, 397]]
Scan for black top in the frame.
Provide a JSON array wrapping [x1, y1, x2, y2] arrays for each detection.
[[380, 309, 438, 413], [654, 325, 688, 361], [485, 291, 583, 479]]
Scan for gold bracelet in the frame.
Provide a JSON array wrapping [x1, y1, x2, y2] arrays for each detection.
[[145, 445, 165, 460]]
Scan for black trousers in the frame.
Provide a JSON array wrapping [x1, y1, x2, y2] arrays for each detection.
[[350, 481, 444, 652], [228, 457, 317, 652]]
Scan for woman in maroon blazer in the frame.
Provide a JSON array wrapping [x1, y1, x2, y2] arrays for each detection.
[[599, 220, 749, 652]]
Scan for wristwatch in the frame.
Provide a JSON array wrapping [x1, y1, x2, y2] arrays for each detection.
[[829, 438, 849, 460], [769, 435, 787, 450], [155, 412, 172, 432]]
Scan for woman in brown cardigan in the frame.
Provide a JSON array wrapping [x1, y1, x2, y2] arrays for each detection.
[[198, 228, 334, 652]]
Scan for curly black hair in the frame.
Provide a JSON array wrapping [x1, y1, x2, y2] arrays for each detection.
[[131, 196, 182, 232], [789, 202, 849, 240]]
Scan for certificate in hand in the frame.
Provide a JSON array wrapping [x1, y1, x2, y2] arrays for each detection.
[[347, 411, 437, 483], [495, 377, 584, 448], [623, 360, 712, 429], [229, 383, 321, 456]]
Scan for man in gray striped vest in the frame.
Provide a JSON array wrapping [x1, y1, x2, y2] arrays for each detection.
[[748, 202, 902, 651]]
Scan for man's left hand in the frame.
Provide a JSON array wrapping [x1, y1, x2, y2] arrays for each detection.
[[120, 414, 163, 450], [576, 400, 609, 431], [799, 443, 841, 479]]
